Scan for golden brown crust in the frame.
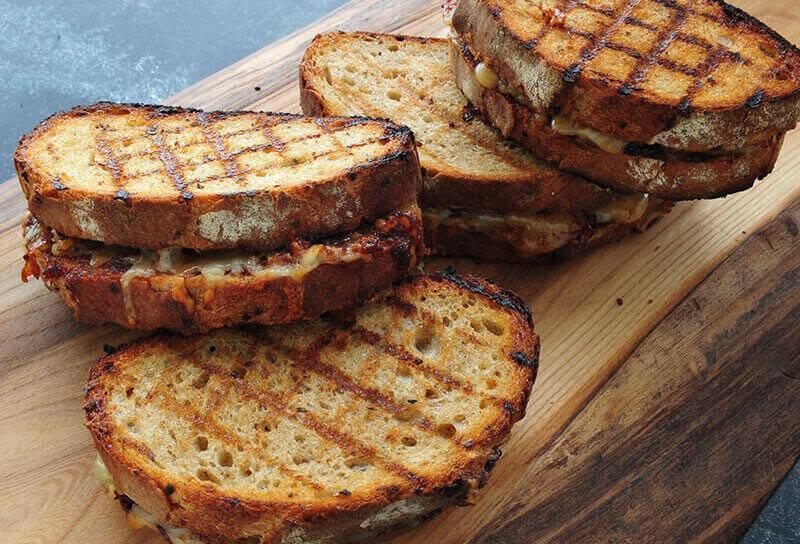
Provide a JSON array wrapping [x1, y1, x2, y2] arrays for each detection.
[[84, 273, 538, 542], [24, 210, 424, 333], [299, 31, 629, 215], [15, 102, 422, 251], [451, 39, 785, 200], [424, 201, 672, 262], [451, 0, 800, 150]]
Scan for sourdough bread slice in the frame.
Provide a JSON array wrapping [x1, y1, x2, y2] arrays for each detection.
[[451, 38, 785, 199], [450, 0, 800, 151], [85, 271, 539, 543], [16, 103, 421, 251], [23, 207, 423, 334]]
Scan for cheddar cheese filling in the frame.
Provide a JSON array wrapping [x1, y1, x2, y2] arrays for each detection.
[[424, 194, 663, 257]]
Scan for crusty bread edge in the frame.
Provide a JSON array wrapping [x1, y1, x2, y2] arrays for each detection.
[[16, 102, 423, 252], [84, 272, 539, 541], [451, 0, 800, 150]]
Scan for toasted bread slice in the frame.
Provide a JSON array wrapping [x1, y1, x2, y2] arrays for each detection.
[[301, 32, 630, 216], [451, 38, 785, 199], [22, 208, 423, 333], [425, 198, 672, 261], [15, 103, 421, 251], [85, 271, 538, 543], [450, 0, 800, 152]]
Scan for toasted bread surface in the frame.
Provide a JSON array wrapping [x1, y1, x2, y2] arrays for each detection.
[[16, 103, 421, 251], [424, 198, 672, 261], [451, 0, 800, 150], [23, 208, 423, 333], [85, 271, 538, 543], [301, 32, 633, 215], [451, 38, 784, 199]]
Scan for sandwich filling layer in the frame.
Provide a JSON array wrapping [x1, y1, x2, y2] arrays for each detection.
[[95, 456, 207, 544], [453, 38, 772, 162], [424, 194, 670, 258], [23, 205, 423, 330]]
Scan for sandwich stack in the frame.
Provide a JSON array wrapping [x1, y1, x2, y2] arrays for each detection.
[[446, 0, 800, 200], [301, 31, 672, 261], [17, 103, 425, 333], [16, 103, 540, 541], [300, 0, 799, 262], [14, 0, 800, 542]]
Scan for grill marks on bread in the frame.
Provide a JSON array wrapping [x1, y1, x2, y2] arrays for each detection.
[[16, 103, 421, 251], [474, 0, 799, 109], [23, 104, 397, 197], [451, 0, 800, 152], [301, 32, 641, 217], [85, 273, 538, 533]]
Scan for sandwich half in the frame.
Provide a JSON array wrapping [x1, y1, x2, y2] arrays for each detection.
[[448, 0, 800, 200], [301, 32, 671, 261], [85, 271, 539, 544], [18, 103, 425, 332], [15, 102, 421, 252]]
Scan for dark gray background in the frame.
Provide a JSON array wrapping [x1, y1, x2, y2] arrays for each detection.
[[0, 1, 797, 542]]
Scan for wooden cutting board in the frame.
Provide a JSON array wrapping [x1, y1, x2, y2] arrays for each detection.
[[1, 1, 799, 542]]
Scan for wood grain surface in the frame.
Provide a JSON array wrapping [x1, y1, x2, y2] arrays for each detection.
[[1, 1, 799, 543]]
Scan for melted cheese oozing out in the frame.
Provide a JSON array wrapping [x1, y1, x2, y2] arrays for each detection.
[[551, 116, 628, 154], [426, 195, 649, 256], [591, 194, 649, 224], [475, 62, 498, 89], [93, 455, 206, 544], [463, 46, 628, 155]]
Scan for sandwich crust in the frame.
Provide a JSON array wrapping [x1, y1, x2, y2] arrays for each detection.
[[85, 272, 539, 543], [23, 209, 424, 333], [451, 38, 785, 200], [451, 0, 800, 151], [15, 103, 422, 252]]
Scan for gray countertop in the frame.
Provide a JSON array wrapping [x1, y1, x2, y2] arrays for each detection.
[[0, 1, 797, 542]]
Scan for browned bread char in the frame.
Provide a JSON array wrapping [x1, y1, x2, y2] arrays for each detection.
[[451, 35, 787, 199], [16, 102, 422, 251], [450, 0, 800, 151]]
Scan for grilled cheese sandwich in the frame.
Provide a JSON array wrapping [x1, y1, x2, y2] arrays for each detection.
[[301, 32, 671, 261], [85, 272, 539, 544], [449, 0, 800, 199]]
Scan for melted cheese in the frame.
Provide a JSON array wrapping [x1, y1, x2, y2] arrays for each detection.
[[119, 251, 156, 325], [93, 455, 207, 544], [475, 62, 498, 89], [551, 116, 627, 154], [426, 195, 649, 257], [591, 194, 649, 224], [94, 454, 117, 499]]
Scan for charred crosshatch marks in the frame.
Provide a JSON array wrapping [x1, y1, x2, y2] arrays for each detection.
[[439, 267, 533, 325]]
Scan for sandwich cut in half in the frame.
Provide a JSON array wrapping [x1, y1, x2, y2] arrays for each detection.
[[85, 271, 539, 544], [301, 32, 671, 262], [448, 0, 800, 200], [18, 103, 425, 333]]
